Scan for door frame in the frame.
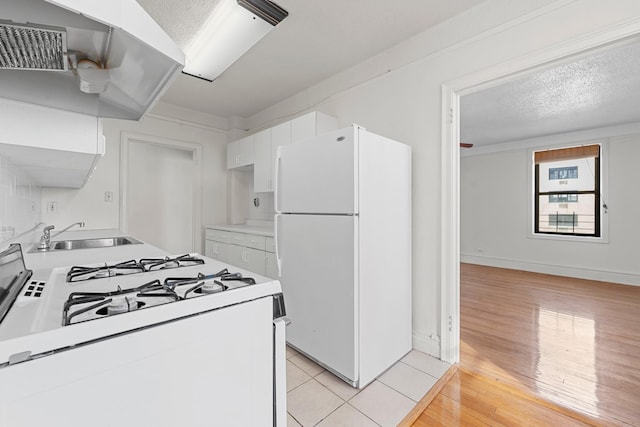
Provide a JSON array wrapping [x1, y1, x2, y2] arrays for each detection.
[[119, 132, 203, 253], [439, 20, 640, 363]]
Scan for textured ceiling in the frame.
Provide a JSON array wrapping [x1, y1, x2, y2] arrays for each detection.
[[461, 38, 640, 147], [136, 0, 223, 49], [136, 0, 485, 119]]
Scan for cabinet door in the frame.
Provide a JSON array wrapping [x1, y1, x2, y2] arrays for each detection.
[[206, 240, 230, 263], [228, 244, 244, 269], [265, 252, 278, 279], [290, 112, 338, 143], [205, 240, 215, 258], [227, 135, 254, 169], [253, 129, 271, 193], [243, 247, 266, 276], [265, 237, 276, 253], [238, 135, 254, 166], [270, 121, 292, 192]]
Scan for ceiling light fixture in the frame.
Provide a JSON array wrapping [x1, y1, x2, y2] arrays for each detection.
[[182, 0, 288, 82]]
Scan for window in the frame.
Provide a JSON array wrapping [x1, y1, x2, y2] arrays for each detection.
[[549, 194, 578, 203], [534, 144, 601, 237], [549, 166, 578, 180]]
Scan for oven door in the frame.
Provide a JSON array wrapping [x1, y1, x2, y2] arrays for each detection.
[[0, 297, 276, 427]]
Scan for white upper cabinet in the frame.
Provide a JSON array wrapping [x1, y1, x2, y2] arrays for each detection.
[[0, 98, 104, 188], [243, 112, 337, 192], [227, 134, 254, 169], [291, 111, 338, 143], [254, 121, 292, 193], [227, 111, 338, 192], [253, 129, 272, 193], [269, 121, 292, 192]]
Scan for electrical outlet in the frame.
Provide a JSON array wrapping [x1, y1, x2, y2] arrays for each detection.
[[47, 202, 57, 213], [105, 191, 113, 203]]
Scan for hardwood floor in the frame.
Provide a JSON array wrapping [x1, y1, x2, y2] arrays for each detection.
[[408, 264, 640, 426], [412, 367, 595, 426]]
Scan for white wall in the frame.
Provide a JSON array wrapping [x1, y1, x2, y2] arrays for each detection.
[[227, 169, 275, 224], [461, 133, 640, 285], [240, 0, 640, 356], [40, 110, 229, 253], [0, 155, 41, 244]]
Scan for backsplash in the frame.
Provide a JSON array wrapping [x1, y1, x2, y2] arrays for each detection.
[[247, 192, 275, 221], [228, 169, 275, 224], [0, 154, 41, 243]]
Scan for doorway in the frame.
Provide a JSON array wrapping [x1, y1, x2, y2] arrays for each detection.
[[440, 28, 640, 364], [120, 133, 202, 254]]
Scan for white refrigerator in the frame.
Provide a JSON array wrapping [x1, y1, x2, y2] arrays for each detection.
[[275, 124, 412, 388]]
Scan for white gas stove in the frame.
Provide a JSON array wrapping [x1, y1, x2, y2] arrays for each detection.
[[0, 244, 287, 427]]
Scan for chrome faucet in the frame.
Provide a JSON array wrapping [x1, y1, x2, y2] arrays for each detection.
[[37, 222, 85, 251]]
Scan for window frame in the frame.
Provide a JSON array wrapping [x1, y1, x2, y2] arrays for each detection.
[[528, 141, 608, 243]]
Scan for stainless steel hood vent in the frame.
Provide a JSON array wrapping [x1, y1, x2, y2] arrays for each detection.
[[0, 21, 68, 71], [0, 0, 185, 121]]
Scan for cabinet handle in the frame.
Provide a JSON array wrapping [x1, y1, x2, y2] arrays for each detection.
[[214, 244, 219, 254], [236, 154, 240, 165]]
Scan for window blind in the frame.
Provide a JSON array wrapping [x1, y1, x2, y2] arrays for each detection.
[[534, 144, 600, 164]]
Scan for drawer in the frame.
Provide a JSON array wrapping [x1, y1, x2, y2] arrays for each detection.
[[229, 232, 246, 246], [265, 237, 276, 253], [244, 234, 266, 251], [205, 228, 232, 243]]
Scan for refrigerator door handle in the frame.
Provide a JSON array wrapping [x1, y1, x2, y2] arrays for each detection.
[[274, 213, 282, 276], [274, 148, 282, 214]]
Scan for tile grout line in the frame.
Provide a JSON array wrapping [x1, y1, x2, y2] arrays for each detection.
[[375, 362, 442, 404], [286, 348, 446, 425], [287, 373, 314, 394], [311, 401, 382, 427], [399, 358, 450, 379]]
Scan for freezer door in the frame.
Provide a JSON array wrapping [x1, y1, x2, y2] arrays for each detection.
[[276, 213, 357, 383], [275, 126, 358, 215]]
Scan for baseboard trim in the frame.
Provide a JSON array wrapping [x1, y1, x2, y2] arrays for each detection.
[[412, 332, 440, 358], [461, 254, 640, 286]]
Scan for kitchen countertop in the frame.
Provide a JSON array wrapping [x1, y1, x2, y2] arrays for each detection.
[[22, 228, 168, 278], [204, 221, 274, 237]]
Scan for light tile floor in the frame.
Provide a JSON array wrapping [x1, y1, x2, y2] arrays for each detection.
[[285, 346, 450, 427]]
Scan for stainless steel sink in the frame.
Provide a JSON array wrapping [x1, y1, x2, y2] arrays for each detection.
[[48, 236, 142, 251]]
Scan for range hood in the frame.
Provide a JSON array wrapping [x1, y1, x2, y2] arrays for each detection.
[[0, 0, 185, 120]]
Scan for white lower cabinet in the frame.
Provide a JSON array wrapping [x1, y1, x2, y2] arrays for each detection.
[[205, 228, 277, 278], [229, 246, 266, 275], [265, 252, 278, 279], [205, 239, 230, 263], [265, 237, 278, 278]]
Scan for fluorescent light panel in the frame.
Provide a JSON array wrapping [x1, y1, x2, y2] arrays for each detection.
[[182, 0, 287, 82]]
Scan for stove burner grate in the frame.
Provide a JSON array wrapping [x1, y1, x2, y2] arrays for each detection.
[[66, 259, 144, 282], [61, 268, 257, 326], [62, 280, 178, 325], [66, 254, 206, 282], [140, 254, 205, 272]]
